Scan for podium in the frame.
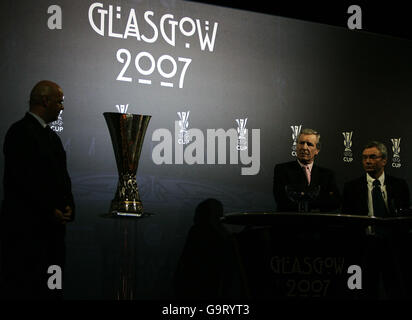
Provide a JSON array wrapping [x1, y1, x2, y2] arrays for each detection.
[[222, 212, 412, 299]]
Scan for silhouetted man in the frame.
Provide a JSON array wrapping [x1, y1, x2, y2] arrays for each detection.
[[173, 199, 241, 299], [1, 80, 75, 299]]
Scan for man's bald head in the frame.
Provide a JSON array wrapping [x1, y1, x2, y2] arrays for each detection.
[[29, 80, 64, 123], [29, 80, 60, 107]]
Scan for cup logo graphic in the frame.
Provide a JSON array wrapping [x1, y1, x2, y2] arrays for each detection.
[[177, 111, 190, 145], [342, 132, 353, 162], [391, 138, 401, 168], [50, 110, 64, 133], [236, 118, 248, 151], [291, 125, 302, 156], [116, 104, 129, 113]]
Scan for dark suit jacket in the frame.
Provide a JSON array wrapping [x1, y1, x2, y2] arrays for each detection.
[[1, 113, 75, 226], [1, 113, 75, 298], [342, 174, 410, 216], [273, 160, 341, 212]]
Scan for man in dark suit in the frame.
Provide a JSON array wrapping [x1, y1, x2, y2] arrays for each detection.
[[342, 141, 411, 298], [0, 80, 75, 299], [342, 141, 410, 216], [273, 128, 340, 212]]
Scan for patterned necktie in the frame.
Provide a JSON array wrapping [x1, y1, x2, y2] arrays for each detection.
[[303, 165, 311, 185], [372, 179, 387, 217]]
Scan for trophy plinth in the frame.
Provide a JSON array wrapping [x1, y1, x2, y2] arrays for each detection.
[[103, 112, 151, 218]]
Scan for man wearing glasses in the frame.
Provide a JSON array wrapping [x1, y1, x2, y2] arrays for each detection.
[[342, 141, 410, 216], [342, 141, 410, 298]]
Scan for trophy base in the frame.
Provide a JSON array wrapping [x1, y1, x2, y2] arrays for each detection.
[[109, 211, 154, 219], [109, 200, 149, 218]]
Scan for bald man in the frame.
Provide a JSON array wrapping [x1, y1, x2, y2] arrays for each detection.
[[1, 80, 75, 299]]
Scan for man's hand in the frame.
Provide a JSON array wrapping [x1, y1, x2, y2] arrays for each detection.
[[52, 206, 73, 225]]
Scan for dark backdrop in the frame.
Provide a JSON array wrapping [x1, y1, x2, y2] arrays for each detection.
[[1, 0, 411, 299]]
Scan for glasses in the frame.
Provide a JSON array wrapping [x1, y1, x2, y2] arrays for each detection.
[[362, 155, 382, 160]]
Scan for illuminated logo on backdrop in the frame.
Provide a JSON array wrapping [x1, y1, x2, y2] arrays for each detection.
[[291, 125, 302, 157], [116, 104, 129, 113], [342, 132, 353, 163], [50, 111, 64, 133], [177, 111, 190, 145], [391, 138, 401, 168], [236, 118, 248, 151]]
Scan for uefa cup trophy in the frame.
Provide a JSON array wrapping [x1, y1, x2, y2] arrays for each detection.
[[103, 112, 151, 217]]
